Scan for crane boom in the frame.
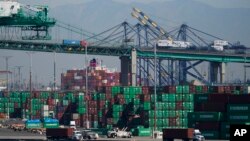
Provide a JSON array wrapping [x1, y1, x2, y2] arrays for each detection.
[[132, 7, 170, 39]]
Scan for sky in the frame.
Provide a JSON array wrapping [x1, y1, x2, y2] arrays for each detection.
[[17, 0, 250, 8], [1, 0, 250, 88]]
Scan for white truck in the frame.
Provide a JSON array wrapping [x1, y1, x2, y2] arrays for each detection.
[[193, 129, 205, 141], [107, 128, 132, 138]]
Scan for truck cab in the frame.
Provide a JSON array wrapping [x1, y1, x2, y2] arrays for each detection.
[[193, 129, 205, 141], [72, 130, 83, 141], [70, 121, 76, 130]]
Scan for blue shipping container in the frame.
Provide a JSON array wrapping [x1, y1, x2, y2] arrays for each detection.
[[63, 39, 80, 45]]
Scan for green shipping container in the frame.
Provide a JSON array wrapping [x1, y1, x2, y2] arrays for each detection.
[[143, 102, 151, 110], [227, 104, 250, 113], [168, 102, 176, 110], [227, 113, 250, 122], [112, 86, 121, 94], [112, 112, 120, 118], [98, 93, 105, 100], [220, 132, 230, 140], [176, 86, 183, 94], [182, 86, 190, 94], [113, 118, 119, 124], [122, 87, 130, 95], [202, 131, 219, 140], [195, 86, 203, 93], [175, 94, 183, 101], [113, 105, 123, 112], [183, 102, 194, 110], [162, 119, 169, 126], [183, 94, 194, 102], [43, 122, 59, 128], [194, 94, 209, 103], [168, 94, 176, 102], [188, 112, 224, 121], [168, 110, 176, 118], [133, 128, 151, 136], [77, 107, 86, 114]]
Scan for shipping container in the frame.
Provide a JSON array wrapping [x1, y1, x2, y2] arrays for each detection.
[[227, 104, 250, 113], [188, 112, 224, 121], [201, 130, 219, 139]]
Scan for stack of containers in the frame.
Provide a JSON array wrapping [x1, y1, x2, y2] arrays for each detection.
[[145, 85, 194, 131], [189, 85, 250, 140]]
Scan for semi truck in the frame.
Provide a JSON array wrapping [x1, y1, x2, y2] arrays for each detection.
[[46, 128, 82, 141], [162, 128, 205, 141]]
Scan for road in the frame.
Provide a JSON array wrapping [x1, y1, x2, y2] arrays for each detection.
[[0, 128, 229, 141]]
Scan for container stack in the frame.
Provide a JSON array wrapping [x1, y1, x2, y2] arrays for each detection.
[[140, 85, 194, 131], [188, 85, 250, 140]]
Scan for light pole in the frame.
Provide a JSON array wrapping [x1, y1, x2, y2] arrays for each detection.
[[1, 56, 12, 119], [1, 56, 12, 91], [153, 41, 157, 137], [53, 51, 56, 92], [26, 52, 35, 119], [81, 40, 89, 129]]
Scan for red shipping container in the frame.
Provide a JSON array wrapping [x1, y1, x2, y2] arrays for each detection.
[[208, 94, 230, 103], [229, 95, 250, 103], [165, 86, 176, 93], [194, 102, 227, 112], [142, 86, 149, 95], [213, 86, 224, 93], [202, 86, 208, 93], [175, 101, 183, 110], [49, 105, 54, 111], [107, 118, 113, 124], [189, 85, 196, 93]]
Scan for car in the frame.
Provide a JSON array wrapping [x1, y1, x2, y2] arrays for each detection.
[[82, 130, 99, 140]]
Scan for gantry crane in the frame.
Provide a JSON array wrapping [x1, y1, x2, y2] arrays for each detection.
[[0, 0, 56, 40]]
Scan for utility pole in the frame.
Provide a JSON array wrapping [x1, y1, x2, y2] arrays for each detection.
[[15, 66, 23, 91]]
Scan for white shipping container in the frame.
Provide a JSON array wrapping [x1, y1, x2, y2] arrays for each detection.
[[74, 76, 83, 80], [247, 86, 250, 94], [42, 112, 49, 117], [211, 45, 224, 51], [0, 2, 20, 17], [73, 86, 80, 90], [42, 105, 49, 111], [71, 113, 79, 120], [55, 99, 59, 104], [157, 40, 191, 48], [214, 40, 228, 46], [102, 80, 108, 84]]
